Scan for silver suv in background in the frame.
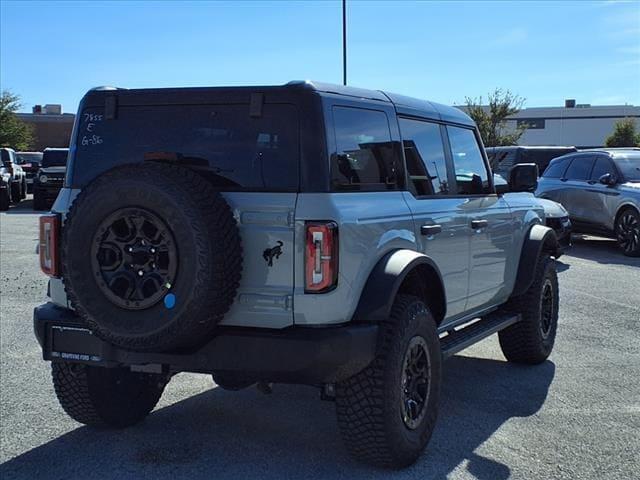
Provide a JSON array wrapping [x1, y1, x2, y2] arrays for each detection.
[[536, 149, 640, 256]]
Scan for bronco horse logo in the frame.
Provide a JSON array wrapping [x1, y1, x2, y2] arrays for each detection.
[[263, 241, 284, 267]]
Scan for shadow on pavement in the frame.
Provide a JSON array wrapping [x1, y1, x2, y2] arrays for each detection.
[[568, 235, 640, 267], [2, 198, 46, 215], [0, 356, 554, 480]]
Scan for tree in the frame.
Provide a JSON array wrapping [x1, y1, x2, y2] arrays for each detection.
[[605, 118, 640, 147], [0, 91, 34, 150], [463, 88, 526, 147]]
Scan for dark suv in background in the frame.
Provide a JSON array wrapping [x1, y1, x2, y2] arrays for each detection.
[[536, 149, 640, 256], [487, 146, 577, 178], [16, 151, 43, 193], [33, 148, 68, 210]]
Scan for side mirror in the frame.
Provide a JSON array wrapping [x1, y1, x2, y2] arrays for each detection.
[[598, 173, 617, 186], [493, 173, 509, 195], [509, 163, 539, 193]]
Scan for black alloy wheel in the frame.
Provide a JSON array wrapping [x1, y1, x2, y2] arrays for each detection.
[[91, 207, 178, 310], [616, 210, 640, 256], [539, 279, 555, 339], [400, 336, 431, 430]]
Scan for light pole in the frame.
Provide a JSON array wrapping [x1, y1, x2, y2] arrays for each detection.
[[342, 0, 347, 86]]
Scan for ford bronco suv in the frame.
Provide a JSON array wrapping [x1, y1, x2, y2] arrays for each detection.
[[34, 82, 560, 468]]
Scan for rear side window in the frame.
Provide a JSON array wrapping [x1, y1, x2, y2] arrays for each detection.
[[564, 156, 594, 181], [446, 126, 490, 195], [72, 104, 299, 190], [399, 118, 449, 195], [42, 150, 68, 167], [331, 106, 402, 191], [543, 158, 570, 178]]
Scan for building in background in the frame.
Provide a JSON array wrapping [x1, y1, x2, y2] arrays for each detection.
[[507, 101, 639, 148], [17, 104, 75, 151]]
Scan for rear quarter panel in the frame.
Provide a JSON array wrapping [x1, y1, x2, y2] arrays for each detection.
[[293, 192, 416, 325]]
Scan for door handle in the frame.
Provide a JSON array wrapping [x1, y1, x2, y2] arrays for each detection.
[[420, 224, 442, 236], [470, 219, 488, 229]]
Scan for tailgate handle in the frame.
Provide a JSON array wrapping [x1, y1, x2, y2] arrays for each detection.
[[420, 224, 442, 236]]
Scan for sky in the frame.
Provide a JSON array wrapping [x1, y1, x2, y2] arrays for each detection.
[[1, 0, 639, 114]]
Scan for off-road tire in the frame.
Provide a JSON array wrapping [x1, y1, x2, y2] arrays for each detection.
[[336, 295, 441, 468], [615, 207, 640, 257], [499, 255, 559, 364], [32, 191, 47, 211], [62, 162, 242, 352], [10, 182, 21, 204], [0, 187, 9, 211], [51, 362, 167, 427]]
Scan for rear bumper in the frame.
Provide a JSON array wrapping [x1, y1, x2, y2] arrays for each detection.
[[34, 303, 378, 384]]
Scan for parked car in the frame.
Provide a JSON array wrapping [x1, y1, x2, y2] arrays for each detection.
[[34, 82, 561, 469], [15, 151, 43, 193], [536, 149, 640, 256], [33, 148, 68, 211], [0, 168, 11, 211], [0, 147, 27, 208], [494, 173, 572, 256], [487, 146, 578, 178]]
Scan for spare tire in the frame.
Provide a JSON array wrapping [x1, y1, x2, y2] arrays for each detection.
[[62, 163, 242, 352]]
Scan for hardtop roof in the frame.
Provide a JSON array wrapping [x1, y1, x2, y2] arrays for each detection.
[[83, 80, 475, 126]]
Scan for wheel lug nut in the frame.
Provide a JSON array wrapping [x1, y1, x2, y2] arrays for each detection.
[[138, 270, 144, 276], [150, 248, 156, 253], [128, 247, 133, 252]]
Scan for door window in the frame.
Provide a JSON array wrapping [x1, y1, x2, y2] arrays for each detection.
[[446, 126, 490, 195], [398, 118, 449, 195], [331, 106, 402, 191], [590, 156, 614, 181], [564, 156, 594, 181]]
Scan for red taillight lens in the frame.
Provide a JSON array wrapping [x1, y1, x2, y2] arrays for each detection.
[[305, 221, 338, 293], [39, 214, 60, 277]]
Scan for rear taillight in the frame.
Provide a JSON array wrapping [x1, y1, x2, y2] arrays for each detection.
[[305, 221, 338, 293], [39, 214, 60, 277]]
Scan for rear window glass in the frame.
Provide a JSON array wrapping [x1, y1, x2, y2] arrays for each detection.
[[71, 104, 299, 190], [331, 106, 402, 191], [42, 150, 68, 167], [16, 153, 43, 164]]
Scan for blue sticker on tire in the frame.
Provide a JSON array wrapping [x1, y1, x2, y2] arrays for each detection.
[[164, 293, 176, 309]]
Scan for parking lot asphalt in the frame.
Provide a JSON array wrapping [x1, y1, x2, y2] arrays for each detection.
[[1, 198, 639, 480]]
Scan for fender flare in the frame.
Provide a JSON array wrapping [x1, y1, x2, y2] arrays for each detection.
[[512, 224, 559, 297], [352, 249, 446, 323]]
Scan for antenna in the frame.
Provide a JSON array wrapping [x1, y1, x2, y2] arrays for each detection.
[[342, 0, 347, 86]]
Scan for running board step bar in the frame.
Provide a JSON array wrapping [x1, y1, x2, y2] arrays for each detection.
[[440, 311, 521, 359]]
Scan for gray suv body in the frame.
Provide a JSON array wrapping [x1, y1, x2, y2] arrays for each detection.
[[34, 81, 561, 468], [536, 149, 640, 256]]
